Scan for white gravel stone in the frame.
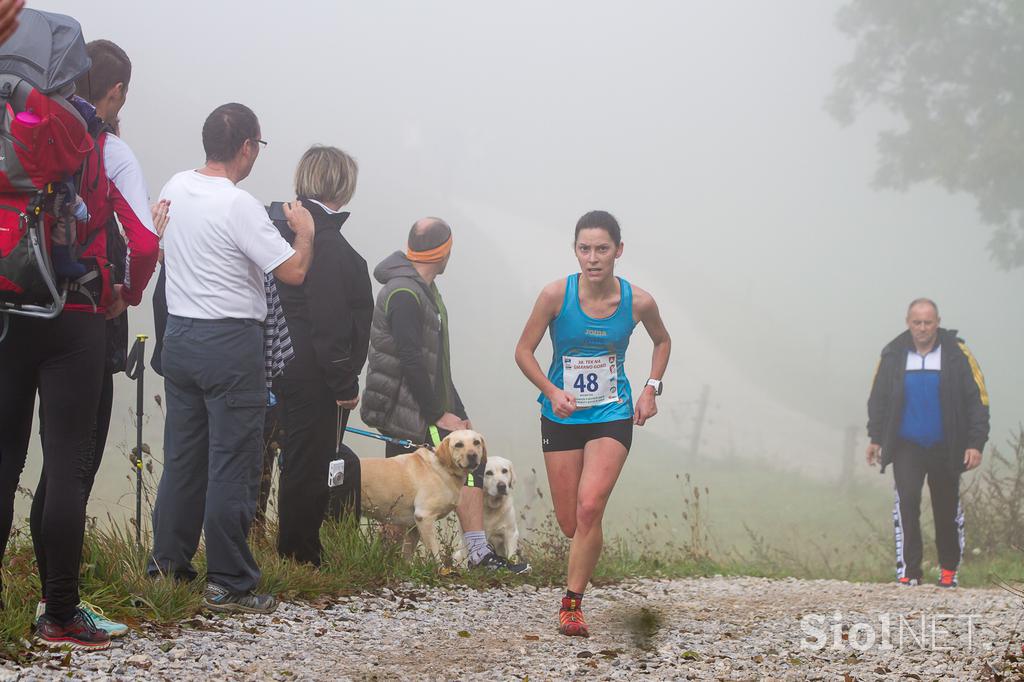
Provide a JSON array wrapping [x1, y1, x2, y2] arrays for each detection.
[[1, 577, 1022, 680]]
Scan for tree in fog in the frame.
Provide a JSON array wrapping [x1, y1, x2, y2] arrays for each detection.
[[827, 0, 1024, 268]]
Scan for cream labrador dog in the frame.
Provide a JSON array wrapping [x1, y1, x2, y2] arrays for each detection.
[[360, 430, 486, 560], [481, 455, 520, 559]]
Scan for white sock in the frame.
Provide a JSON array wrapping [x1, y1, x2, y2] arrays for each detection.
[[464, 531, 489, 565]]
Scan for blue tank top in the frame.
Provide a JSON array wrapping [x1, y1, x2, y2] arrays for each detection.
[[539, 274, 637, 424]]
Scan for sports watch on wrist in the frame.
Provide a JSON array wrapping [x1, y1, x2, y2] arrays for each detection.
[[645, 379, 663, 396]]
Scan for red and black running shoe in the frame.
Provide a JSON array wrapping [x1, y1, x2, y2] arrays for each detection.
[[938, 569, 958, 588], [897, 576, 920, 586], [34, 608, 111, 650], [558, 596, 590, 638]]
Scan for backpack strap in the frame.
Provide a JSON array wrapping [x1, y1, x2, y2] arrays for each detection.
[[77, 217, 105, 252], [66, 269, 100, 312], [75, 115, 111, 199], [0, 76, 25, 128]]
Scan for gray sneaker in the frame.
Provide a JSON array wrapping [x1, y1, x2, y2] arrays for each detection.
[[203, 583, 278, 614]]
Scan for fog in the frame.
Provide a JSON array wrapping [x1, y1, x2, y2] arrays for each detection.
[[20, 1, 1024, 533]]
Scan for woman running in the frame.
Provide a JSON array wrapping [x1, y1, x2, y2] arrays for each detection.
[[515, 210, 671, 637]]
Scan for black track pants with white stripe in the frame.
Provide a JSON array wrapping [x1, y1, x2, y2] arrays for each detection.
[[891, 440, 964, 581]]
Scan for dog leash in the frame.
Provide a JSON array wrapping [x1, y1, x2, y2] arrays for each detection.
[[344, 426, 433, 451]]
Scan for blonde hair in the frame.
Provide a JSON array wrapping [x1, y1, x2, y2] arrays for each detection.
[[294, 145, 359, 206]]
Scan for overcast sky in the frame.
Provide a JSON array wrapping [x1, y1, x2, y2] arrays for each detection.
[[25, 1, 1024, 518]]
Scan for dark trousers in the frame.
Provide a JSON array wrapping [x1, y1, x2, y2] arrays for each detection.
[[32, 371, 114, 598], [276, 378, 360, 566], [0, 312, 105, 622], [148, 316, 265, 593], [892, 440, 963, 580]]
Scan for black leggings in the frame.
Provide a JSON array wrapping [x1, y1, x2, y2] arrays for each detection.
[[31, 371, 114, 598], [0, 312, 105, 622]]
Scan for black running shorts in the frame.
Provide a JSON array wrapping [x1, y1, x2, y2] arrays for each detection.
[[540, 416, 633, 453]]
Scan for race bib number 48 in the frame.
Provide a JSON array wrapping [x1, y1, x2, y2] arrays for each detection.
[[562, 354, 618, 408]]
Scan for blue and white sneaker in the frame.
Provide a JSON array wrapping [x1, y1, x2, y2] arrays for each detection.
[[35, 600, 129, 638]]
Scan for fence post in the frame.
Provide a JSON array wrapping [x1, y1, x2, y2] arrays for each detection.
[[689, 384, 711, 458], [841, 424, 858, 490]]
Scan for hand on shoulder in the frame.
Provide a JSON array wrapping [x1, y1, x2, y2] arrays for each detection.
[[283, 199, 314, 238]]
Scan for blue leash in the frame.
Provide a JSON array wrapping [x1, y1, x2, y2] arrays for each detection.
[[344, 426, 421, 450]]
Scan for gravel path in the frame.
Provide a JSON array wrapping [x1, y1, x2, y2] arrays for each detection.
[[2, 576, 1023, 680]]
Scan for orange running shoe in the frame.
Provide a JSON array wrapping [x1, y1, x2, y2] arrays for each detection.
[[938, 569, 958, 588], [559, 597, 590, 637]]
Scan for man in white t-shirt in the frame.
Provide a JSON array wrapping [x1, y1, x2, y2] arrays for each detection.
[[148, 103, 314, 615]]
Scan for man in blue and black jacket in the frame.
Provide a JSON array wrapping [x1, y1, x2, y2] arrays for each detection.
[[866, 298, 989, 588]]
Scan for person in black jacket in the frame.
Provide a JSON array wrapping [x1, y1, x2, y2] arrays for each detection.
[[866, 298, 989, 588], [273, 145, 373, 566]]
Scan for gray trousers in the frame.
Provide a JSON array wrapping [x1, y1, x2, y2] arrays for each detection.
[[148, 315, 265, 593]]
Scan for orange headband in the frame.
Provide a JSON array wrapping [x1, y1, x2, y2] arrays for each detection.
[[407, 234, 453, 263]]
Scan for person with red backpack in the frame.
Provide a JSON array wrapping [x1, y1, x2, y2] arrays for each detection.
[[26, 38, 160, 643], [0, 15, 158, 650]]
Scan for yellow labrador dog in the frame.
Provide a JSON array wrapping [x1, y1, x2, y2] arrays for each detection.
[[360, 430, 486, 560], [482, 455, 519, 559]]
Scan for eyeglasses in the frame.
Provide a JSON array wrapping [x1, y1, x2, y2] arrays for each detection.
[[253, 138, 268, 148]]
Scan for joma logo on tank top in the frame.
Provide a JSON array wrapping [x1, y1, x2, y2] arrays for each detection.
[[539, 274, 636, 424]]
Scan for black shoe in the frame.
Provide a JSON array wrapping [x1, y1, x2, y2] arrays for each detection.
[[34, 608, 111, 650], [203, 583, 278, 614], [470, 549, 531, 575]]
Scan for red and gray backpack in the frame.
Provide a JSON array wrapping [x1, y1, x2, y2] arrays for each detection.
[[0, 10, 93, 334]]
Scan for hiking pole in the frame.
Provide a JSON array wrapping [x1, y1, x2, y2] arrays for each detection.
[[125, 335, 147, 548]]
